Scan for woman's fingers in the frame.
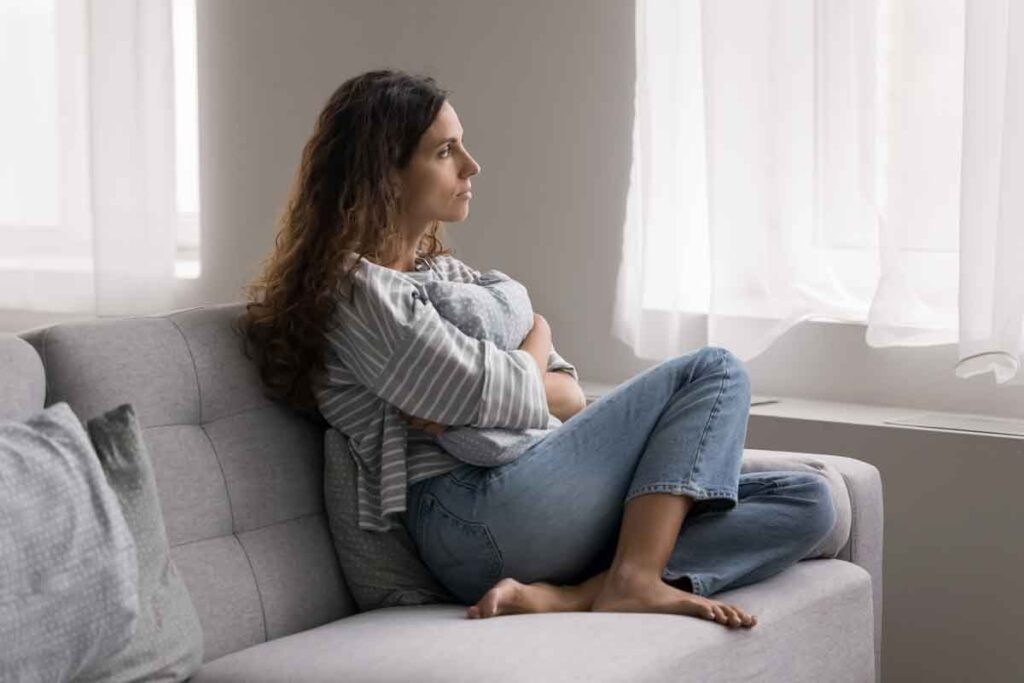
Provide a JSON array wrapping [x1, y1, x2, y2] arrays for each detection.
[[399, 411, 446, 435]]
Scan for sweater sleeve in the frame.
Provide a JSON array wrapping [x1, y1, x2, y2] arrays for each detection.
[[547, 344, 579, 382], [328, 267, 550, 430], [440, 254, 483, 284]]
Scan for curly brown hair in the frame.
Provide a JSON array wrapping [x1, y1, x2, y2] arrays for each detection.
[[234, 69, 455, 417]]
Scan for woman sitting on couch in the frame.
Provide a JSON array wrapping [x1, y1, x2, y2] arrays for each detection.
[[236, 69, 839, 630]]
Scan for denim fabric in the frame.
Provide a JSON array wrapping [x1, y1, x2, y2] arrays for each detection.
[[405, 347, 837, 606]]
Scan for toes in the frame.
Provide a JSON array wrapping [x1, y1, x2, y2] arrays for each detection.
[[731, 605, 756, 628], [696, 597, 755, 627], [707, 602, 753, 628], [720, 605, 739, 627]]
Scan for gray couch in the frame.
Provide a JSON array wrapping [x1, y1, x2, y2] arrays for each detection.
[[2, 303, 883, 682]]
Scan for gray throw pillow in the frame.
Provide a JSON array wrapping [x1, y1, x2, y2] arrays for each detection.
[[323, 427, 458, 612], [0, 402, 139, 683], [423, 269, 534, 349], [78, 403, 204, 682], [423, 269, 560, 466], [433, 414, 563, 467]]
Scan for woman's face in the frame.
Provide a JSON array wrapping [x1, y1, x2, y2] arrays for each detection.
[[393, 100, 481, 227]]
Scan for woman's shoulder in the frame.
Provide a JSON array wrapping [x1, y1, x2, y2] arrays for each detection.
[[334, 250, 481, 299], [338, 250, 416, 290], [428, 252, 481, 284], [332, 254, 424, 328]]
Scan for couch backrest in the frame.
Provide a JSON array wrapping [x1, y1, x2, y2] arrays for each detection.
[[14, 303, 356, 662], [0, 334, 45, 421]]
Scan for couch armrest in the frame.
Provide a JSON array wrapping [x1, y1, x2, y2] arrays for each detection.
[[745, 449, 883, 680]]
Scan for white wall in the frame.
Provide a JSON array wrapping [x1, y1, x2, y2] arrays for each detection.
[[4, 0, 1023, 419], [4, 1, 1023, 680], [195, 0, 1023, 421]]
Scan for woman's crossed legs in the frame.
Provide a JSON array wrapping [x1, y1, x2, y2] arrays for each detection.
[[406, 347, 837, 629]]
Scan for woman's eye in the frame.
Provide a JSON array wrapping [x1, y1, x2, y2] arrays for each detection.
[[440, 147, 451, 158]]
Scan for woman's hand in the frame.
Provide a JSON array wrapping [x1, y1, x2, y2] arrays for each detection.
[[398, 410, 448, 437], [531, 313, 551, 339], [544, 371, 588, 422], [519, 313, 553, 376]]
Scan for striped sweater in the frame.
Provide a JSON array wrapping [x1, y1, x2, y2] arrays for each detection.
[[314, 250, 579, 532]]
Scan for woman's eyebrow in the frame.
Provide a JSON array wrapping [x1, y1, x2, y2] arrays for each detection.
[[435, 135, 464, 148]]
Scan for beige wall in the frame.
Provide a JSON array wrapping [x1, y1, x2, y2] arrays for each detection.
[[746, 415, 1024, 683], [183, 0, 1023, 421], [4, 0, 1022, 418], [4, 1, 1023, 679]]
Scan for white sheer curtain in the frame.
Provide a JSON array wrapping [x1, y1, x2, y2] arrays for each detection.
[[613, 0, 1024, 385], [0, 0, 180, 316]]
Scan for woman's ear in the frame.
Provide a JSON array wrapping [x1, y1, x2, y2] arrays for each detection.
[[388, 169, 403, 199]]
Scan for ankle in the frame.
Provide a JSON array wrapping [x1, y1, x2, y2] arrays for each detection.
[[605, 561, 665, 588], [530, 581, 586, 612], [558, 584, 592, 612]]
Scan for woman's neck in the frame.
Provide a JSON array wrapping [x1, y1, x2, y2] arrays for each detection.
[[382, 249, 423, 272]]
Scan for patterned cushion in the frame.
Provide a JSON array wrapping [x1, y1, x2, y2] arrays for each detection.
[[422, 269, 534, 349], [423, 269, 556, 466], [78, 403, 204, 682], [323, 427, 458, 612], [0, 402, 139, 682], [434, 414, 563, 467]]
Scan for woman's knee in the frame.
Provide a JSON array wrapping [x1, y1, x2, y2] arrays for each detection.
[[679, 346, 751, 398]]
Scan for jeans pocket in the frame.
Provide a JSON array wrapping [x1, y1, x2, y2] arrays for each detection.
[[415, 492, 504, 605], [443, 463, 487, 489]]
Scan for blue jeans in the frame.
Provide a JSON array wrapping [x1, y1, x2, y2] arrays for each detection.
[[405, 346, 837, 606]]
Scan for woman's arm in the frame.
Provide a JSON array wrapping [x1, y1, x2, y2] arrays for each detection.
[[519, 313, 586, 421], [402, 371, 585, 432], [399, 313, 582, 431], [330, 271, 549, 431], [544, 370, 587, 422], [518, 314, 552, 376]]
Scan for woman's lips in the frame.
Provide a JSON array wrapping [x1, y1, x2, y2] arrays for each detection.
[[457, 191, 472, 199]]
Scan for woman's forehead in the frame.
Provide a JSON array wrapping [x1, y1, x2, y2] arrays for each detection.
[[424, 102, 463, 144]]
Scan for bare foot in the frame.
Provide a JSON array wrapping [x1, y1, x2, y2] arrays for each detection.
[[591, 570, 757, 629], [466, 577, 583, 619]]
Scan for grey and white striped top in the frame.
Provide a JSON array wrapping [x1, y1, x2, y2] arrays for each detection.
[[314, 250, 579, 533]]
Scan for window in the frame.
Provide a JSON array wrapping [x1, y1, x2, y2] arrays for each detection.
[[172, 0, 200, 278], [0, 0, 201, 284]]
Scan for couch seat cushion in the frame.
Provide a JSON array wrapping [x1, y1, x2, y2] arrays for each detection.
[[191, 559, 874, 683]]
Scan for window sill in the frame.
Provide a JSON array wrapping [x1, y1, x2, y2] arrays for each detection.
[[580, 380, 1024, 440], [0, 259, 200, 279]]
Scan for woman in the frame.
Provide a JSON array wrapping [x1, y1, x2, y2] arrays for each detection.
[[238, 69, 837, 630]]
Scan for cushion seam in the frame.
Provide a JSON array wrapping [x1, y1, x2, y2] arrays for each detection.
[[167, 317, 204, 425], [168, 510, 325, 550], [166, 317, 265, 641], [233, 535, 270, 643]]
